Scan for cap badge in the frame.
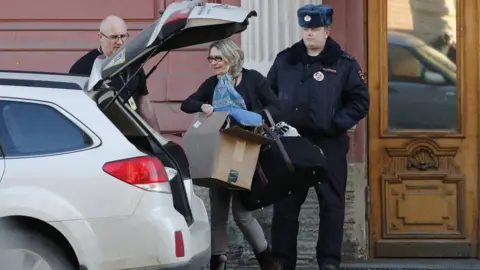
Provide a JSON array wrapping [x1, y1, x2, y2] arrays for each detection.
[[304, 15, 311, 22]]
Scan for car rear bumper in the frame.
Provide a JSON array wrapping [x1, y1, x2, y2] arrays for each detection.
[[134, 246, 210, 270], [79, 246, 209, 270], [56, 191, 211, 270]]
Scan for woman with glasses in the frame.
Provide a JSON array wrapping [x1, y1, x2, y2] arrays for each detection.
[[181, 38, 280, 270]]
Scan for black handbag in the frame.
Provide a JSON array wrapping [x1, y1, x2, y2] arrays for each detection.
[[238, 109, 328, 211]]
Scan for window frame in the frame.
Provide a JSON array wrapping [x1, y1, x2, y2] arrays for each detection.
[[0, 98, 101, 159]]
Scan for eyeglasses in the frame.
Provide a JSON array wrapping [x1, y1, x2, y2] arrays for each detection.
[[207, 56, 224, 63], [101, 32, 129, 41]]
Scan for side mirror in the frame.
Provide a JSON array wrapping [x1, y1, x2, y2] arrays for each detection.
[[424, 70, 446, 85]]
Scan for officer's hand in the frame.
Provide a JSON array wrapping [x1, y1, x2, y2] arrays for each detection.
[[201, 104, 214, 116], [348, 125, 357, 132]]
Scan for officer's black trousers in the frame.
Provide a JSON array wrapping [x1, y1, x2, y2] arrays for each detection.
[[271, 135, 349, 269]]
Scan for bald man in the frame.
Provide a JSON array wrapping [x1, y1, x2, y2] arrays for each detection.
[[69, 15, 161, 132]]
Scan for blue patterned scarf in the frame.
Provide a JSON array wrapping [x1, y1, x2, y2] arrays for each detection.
[[211, 73, 262, 127], [212, 73, 247, 111]]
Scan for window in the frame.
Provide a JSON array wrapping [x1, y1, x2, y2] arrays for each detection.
[[0, 100, 93, 157], [389, 44, 426, 82]]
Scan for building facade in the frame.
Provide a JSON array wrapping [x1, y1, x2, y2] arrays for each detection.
[[2, 0, 479, 268]]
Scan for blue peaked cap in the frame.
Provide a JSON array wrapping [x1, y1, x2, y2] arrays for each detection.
[[297, 4, 334, 28]]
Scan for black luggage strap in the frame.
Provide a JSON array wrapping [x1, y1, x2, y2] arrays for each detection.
[[261, 109, 295, 173], [256, 163, 269, 186], [263, 108, 276, 127]]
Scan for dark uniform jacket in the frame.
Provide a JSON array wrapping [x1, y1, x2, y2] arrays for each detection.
[[267, 37, 369, 139]]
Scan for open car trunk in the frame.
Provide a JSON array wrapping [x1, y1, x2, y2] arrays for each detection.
[[86, 0, 257, 91], [84, 0, 257, 226]]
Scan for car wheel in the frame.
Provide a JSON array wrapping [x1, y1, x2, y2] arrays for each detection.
[[0, 228, 76, 270]]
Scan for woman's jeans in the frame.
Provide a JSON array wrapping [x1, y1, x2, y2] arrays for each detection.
[[209, 186, 268, 255]]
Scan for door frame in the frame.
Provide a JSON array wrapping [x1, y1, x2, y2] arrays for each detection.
[[366, 0, 480, 258]]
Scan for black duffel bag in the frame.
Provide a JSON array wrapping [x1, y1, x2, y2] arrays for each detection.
[[238, 109, 329, 211]]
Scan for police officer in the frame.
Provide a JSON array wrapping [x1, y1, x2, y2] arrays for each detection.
[[267, 4, 369, 270]]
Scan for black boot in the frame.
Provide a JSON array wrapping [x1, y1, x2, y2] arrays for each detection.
[[255, 248, 280, 270], [209, 254, 227, 270]]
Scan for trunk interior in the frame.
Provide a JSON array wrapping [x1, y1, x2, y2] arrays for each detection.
[[92, 90, 194, 226]]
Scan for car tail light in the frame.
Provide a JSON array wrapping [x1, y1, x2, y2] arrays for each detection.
[[103, 156, 169, 192], [175, 231, 185, 257]]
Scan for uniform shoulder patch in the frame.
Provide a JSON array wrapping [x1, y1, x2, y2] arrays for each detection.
[[357, 69, 367, 84], [340, 52, 355, 61]]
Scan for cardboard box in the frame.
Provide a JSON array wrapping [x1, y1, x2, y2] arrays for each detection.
[[182, 112, 270, 190]]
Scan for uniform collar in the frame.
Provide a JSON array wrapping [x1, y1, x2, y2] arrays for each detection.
[[287, 37, 343, 66]]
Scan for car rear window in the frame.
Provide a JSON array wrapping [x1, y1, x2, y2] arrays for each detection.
[[0, 100, 93, 157]]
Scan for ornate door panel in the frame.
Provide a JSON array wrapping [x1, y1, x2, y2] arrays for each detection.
[[367, 0, 480, 258]]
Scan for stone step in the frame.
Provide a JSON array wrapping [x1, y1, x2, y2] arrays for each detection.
[[236, 259, 480, 270], [339, 259, 480, 270]]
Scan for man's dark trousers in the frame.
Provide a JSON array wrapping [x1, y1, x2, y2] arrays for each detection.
[[271, 134, 349, 269]]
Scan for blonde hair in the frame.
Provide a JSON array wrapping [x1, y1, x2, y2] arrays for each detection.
[[209, 38, 244, 78]]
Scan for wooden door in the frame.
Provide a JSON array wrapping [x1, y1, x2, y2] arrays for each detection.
[[367, 0, 480, 258]]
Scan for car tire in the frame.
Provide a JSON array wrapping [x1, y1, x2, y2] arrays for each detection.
[[0, 227, 76, 270]]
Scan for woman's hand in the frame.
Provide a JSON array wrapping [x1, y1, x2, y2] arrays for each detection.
[[201, 104, 214, 116]]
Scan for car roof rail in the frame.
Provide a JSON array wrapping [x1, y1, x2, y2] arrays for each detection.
[[0, 69, 89, 78]]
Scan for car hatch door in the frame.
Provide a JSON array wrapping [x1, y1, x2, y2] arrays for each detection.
[[85, 0, 257, 91]]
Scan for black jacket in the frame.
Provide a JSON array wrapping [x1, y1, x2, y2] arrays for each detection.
[[181, 68, 281, 120], [69, 48, 149, 110], [267, 37, 369, 138]]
